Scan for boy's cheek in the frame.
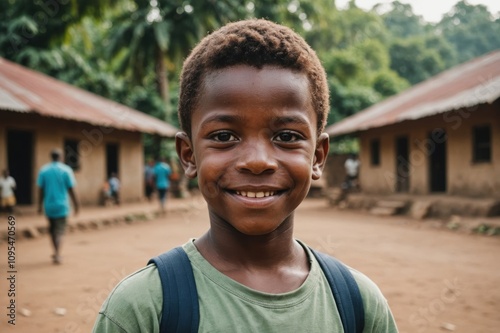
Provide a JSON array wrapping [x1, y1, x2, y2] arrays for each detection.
[[198, 151, 235, 168], [198, 178, 223, 199]]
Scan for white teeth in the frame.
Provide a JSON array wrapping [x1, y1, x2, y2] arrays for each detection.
[[235, 191, 276, 198]]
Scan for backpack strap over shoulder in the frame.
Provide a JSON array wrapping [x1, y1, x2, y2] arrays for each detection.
[[310, 248, 365, 333], [148, 247, 199, 333], [149, 246, 364, 333]]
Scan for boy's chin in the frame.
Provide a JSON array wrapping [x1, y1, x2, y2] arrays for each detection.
[[228, 219, 291, 237]]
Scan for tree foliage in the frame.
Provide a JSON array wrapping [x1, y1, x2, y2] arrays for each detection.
[[438, 0, 500, 63], [377, 1, 427, 38]]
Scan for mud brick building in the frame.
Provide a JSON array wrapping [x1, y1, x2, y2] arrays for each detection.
[[325, 51, 500, 216], [0, 57, 177, 206]]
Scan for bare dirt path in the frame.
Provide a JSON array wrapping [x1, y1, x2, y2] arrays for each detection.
[[1, 198, 499, 333]]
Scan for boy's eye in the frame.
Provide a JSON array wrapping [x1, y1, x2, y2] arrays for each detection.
[[274, 131, 301, 142], [212, 131, 237, 142]]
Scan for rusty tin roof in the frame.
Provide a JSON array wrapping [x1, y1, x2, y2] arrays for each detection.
[[0, 57, 178, 137], [326, 50, 500, 137]]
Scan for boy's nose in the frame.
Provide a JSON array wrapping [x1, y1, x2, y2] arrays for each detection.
[[235, 142, 278, 175]]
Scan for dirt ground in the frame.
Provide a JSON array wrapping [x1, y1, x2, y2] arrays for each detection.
[[0, 197, 499, 333]]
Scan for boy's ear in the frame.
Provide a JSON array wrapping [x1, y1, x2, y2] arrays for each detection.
[[175, 132, 197, 179], [312, 133, 329, 180]]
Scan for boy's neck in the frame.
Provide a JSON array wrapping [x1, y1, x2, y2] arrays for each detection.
[[202, 217, 296, 260], [194, 214, 310, 293]]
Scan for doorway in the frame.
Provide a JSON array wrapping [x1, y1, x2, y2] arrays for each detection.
[[429, 129, 447, 192], [106, 143, 119, 178], [7, 130, 34, 204], [395, 136, 410, 193]]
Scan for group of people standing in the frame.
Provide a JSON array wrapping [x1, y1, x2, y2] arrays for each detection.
[[103, 157, 173, 213]]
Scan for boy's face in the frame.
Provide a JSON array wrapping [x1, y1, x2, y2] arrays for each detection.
[[177, 65, 329, 236]]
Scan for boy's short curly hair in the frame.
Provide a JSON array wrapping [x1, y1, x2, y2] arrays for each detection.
[[178, 19, 329, 138]]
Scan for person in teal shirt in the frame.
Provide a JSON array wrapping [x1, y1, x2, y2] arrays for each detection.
[[153, 157, 171, 214], [37, 148, 79, 264], [93, 19, 398, 332]]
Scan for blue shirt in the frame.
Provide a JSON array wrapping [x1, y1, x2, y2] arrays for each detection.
[[153, 162, 172, 190], [37, 162, 76, 219], [109, 177, 120, 192]]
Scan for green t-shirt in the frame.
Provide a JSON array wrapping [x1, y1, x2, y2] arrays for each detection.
[[93, 240, 398, 332]]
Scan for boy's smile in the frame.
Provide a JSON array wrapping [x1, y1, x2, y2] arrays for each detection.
[[177, 65, 329, 236]]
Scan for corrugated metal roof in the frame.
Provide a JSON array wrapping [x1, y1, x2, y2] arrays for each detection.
[[0, 57, 178, 137], [326, 50, 500, 137]]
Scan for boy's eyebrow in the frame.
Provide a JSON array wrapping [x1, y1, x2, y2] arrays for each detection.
[[273, 115, 310, 126], [201, 113, 245, 125], [200, 113, 311, 127]]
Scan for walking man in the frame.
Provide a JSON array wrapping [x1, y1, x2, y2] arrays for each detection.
[[37, 148, 79, 264], [153, 157, 171, 215]]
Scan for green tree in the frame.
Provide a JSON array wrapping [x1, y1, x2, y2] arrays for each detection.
[[301, 0, 341, 52], [305, 1, 388, 55], [438, 0, 500, 63], [322, 35, 408, 120], [336, 3, 388, 49], [0, 0, 119, 71], [372, 70, 409, 97], [389, 36, 449, 84], [371, 1, 458, 85], [328, 78, 381, 124], [377, 1, 427, 38], [106, 0, 246, 123]]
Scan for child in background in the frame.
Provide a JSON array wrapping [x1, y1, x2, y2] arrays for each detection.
[[108, 173, 120, 206], [0, 169, 16, 214]]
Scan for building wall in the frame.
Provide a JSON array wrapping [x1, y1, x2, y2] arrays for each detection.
[[0, 112, 145, 205], [357, 104, 500, 198], [324, 153, 350, 188], [446, 103, 500, 197]]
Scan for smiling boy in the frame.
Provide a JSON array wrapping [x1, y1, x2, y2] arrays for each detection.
[[93, 19, 398, 332]]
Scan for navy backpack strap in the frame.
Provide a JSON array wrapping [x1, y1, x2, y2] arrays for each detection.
[[148, 247, 200, 333], [310, 248, 365, 333]]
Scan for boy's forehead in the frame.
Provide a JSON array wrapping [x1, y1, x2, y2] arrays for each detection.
[[199, 65, 312, 107], [190, 65, 318, 135], [204, 65, 308, 86]]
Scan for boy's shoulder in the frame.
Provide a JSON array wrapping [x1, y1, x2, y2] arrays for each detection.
[[95, 264, 162, 332], [101, 264, 162, 309], [348, 266, 387, 304], [347, 266, 397, 332]]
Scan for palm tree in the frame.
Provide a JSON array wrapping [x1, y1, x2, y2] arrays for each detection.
[[0, 0, 120, 72], [106, 0, 246, 124]]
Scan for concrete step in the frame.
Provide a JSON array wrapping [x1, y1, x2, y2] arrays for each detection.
[[377, 200, 407, 209], [325, 188, 346, 206], [370, 206, 399, 216]]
